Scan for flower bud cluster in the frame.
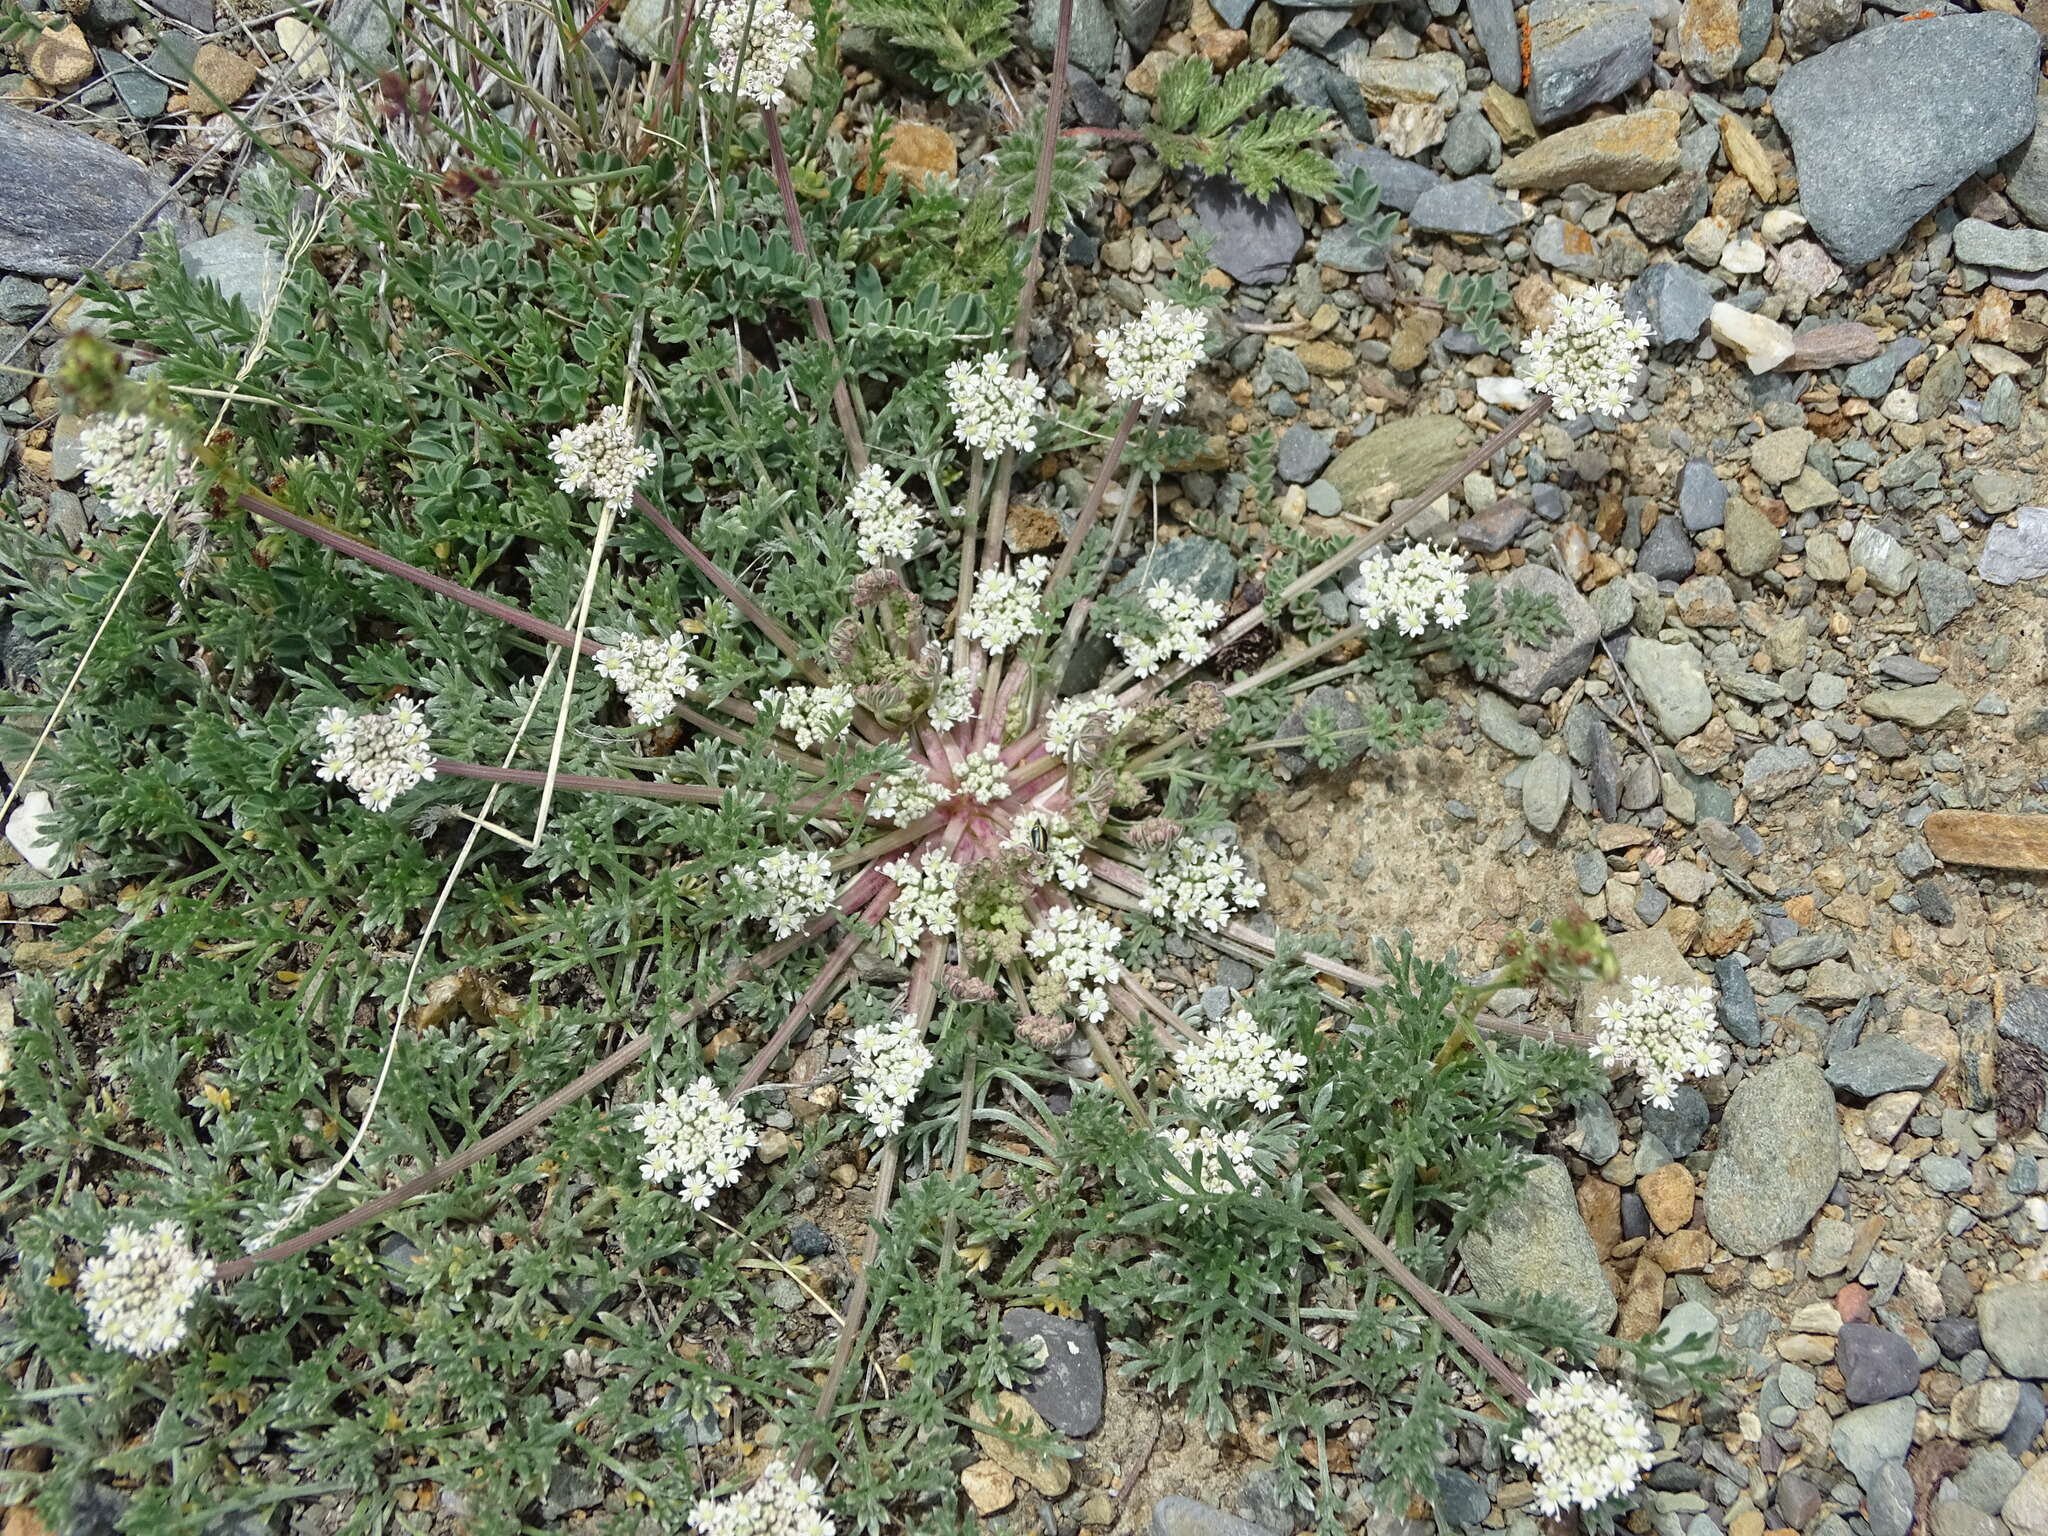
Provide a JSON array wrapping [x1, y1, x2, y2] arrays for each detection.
[[1155, 1124, 1259, 1209], [953, 744, 1011, 804], [633, 1077, 759, 1210], [1509, 1371, 1656, 1516], [1345, 545, 1470, 638], [78, 412, 197, 523], [312, 700, 436, 813], [866, 764, 944, 826], [1005, 809, 1089, 891], [880, 852, 961, 957], [548, 404, 656, 513], [737, 849, 835, 937], [1098, 300, 1208, 414], [945, 351, 1045, 459], [1114, 582, 1224, 678], [760, 684, 856, 751], [1023, 904, 1121, 1022], [1141, 836, 1265, 933], [848, 1013, 935, 1136], [963, 557, 1050, 653], [687, 1460, 836, 1536], [1517, 283, 1649, 423], [847, 465, 924, 566], [1171, 1009, 1307, 1113], [77, 1220, 215, 1356], [1589, 976, 1726, 1110], [1045, 692, 1131, 758], [703, 0, 814, 107], [594, 632, 701, 725]]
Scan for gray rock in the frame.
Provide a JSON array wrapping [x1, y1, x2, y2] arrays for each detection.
[[1152, 1497, 1281, 1536], [1409, 177, 1519, 237], [1460, 1155, 1617, 1328], [1644, 1085, 1709, 1158], [1192, 176, 1304, 285], [1332, 140, 1445, 213], [1980, 1284, 2048, 1379], [1628, 169, 1709, 244], [1864, 1461, 1916, 1536], [1918, 560, 1977, 635], [1714, 955, 1762, 1045], [1844, 336, 1925, 399], [1829, 1396, 1917, 1490], [1440, 110, 1500, 177], [1286, 7, 1353, 52], [180, 224, 286, 320], [1773, 15, 2043, 267], [1627, 262, 1714, 345], [1703, 1055, 1840, 1257], [1432, 1470, 1490, 1530], [97, 48, 168, 120], [1723, 496, 1783, 577], [0, 106, 195, 277], [1677, 457, 1728, 530], [1108, 0, 1167, 49], [1849, 522, 1916, 596], [1522, 750, 1572, 833], [1825, 1037, 1943, 1099], [1642, 1300, 1722, 1405], [1470, 0, 1523, 83], [2005, 93, 2048, 228], [1624, 637, 1713, 742], [1979, 506, 2048, 586], [1954, 217, 2048, 274], [1323, 415, 1471, 507], [1315, 222, 1391, 273], [2001, 986, 2048, 1054], [1476, 691, 1543, 756], [1494, 565, 1601, 702], [1001, 1308, 1105, 1435], [1276, 424, 1332, 484], [1742, 744, 1817, 803], [1837, 1323, 1924, 1405], [328, 0, 399, 68], [1525, 0, 1654, 125], [1779, 0, 1858, 57], [1030, 0, 1119, 79], [1637, 514, 1696, 582], [1863, 683, 1967, 730], [0, 274, 45, 324]]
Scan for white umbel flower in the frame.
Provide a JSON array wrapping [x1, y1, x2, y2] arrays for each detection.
[[548, 404, 656, 513], [846, 465, 925, 565], [702, 0, 814, 106], [848, 1013, 934, 1136], [963, 556, 1051, 653], [1005, 809, 1090, 891], [880, 852, 961, 957], [737, 849, 835, 938], [1172, 1009, 1307, 1113], [953, 744, 1011, 804], [1097, 300, 1209, 414], [688, 1460, 836, 1536], [633, 1077, 759, 1210], [1155, 1125, 1259, 1209], [1142, 835, 1264, 933], [866, 763, 944, 826], [594, 631, 702, 725], [78, 1220, 214, 1356], [1024, 904, 1121, 1021], [78, 412, 197, 523], [1345, 545, 1470, 638], [759, 684, 856, 751], [945, 351, 1045, 458], [1044, 692, 1130, 758], [1510, 1372, 1656, 1516], [1590, 976, 1726, 1110], [928, 670, 976, 731], [1114, 581, 1225, 677], [311, 699, 436, 813], [1517, 284, 1650, 423]]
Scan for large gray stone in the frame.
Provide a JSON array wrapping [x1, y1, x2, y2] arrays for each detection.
[[1626, 262, 1713, 345], [1332, 139, 1445, 213], [1919, 560, 1977, 636], [1494, 564, 1601, 702], [1460, 1155, 1617, 1329], [1774, 15, 2042, 267], [1980, 1284, 2048, 1380], [1409, 178, 1519, 237], [1703, 1055, 1840, 1257], [1470, 0, 1522, 86], [1323, 415, 1472, 508], [1000, 1308, 1105, 1435], [1980, 507, 2048, 586], [2004, 92, 2048, 229], [1525, 0, 1654, 125], [1623, 637, 1713, 742], [1030, 0, 1119, 80], [0, 106, 195, 277], [180, 224, 286, 320], [1192, 177, 1303, 285], [1954, 218, 2048, 274], [1832, 1397, 1917, 1491]]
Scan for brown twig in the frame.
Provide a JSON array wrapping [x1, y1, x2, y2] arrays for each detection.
[[762, 108, 868, 470]]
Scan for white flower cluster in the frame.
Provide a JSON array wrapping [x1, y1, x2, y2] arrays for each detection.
[[1005, 809, 1089, 891], [703, 0, 814, 107], [77, 1220, 215, 1356], [1115, 581, 1225, 677], [312, 700, 436, 813], [1345, 545, 1470, 638], [78, 412, 196, 523], [848, 1013, 935, 1136], [962, 556, 1050, 653], [1097, 300, 1208, 414], [1510, 1371, 1656, 1516], [953, 744, 1011, 804], [881, 852, 961, 957], [688, 1461, 835, 1536], [1517, 284, 1650, 423], [1024, 904, 1121, 1021], [737, 849, 836, 938], [929, 671, 975, 730], [1172, 1009, 1307, 1113], [846, 465, 924, 566], [866, 764, 944, 826], [1044, 692, 1131, 757], [944, 351, 1045, 458], [1590, 976, 1726, 1110], [1142, 836, 1265, 933], [760, 683, 855, 750], [1156, 1124, 1259, 1209], [633, 1077, 759, 1209], [594, 632, 701, 725], [548, 404, 656, 513]]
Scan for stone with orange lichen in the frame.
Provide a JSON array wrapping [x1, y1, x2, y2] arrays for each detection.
[[1495, 108, 1680, 193]]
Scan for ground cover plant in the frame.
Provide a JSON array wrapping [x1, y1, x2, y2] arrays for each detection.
[[0, 0, 1731, 1530]]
